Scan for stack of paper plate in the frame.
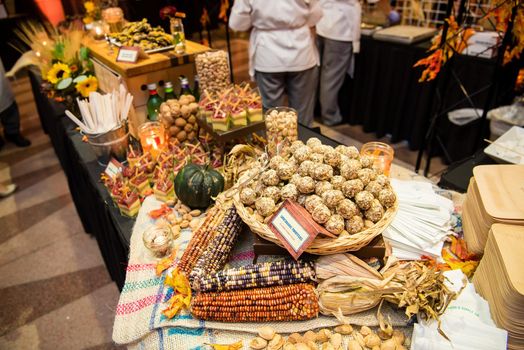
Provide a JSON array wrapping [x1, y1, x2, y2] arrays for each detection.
[[462, 165, 524, 254], [473, 223, 524, 349]]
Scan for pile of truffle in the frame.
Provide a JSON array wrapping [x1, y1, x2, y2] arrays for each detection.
[[239, 138, 396, 235]]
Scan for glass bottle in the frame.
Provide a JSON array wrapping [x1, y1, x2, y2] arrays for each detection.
[[192, 75, 200, 101], [179, 76, 192, 96], [164, 81, 177, 100], [146, 83, 163, 121], [170, 17, 186, 55]]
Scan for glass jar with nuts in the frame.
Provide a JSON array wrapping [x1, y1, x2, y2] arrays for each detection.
[[264, 107, 299, 157]]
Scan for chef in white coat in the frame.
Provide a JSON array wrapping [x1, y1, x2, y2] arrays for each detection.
[[316, 0, 361, 126], [229, 0, 323, 127]]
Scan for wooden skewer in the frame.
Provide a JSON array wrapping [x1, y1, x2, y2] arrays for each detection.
[[484, 139, 524, 157]]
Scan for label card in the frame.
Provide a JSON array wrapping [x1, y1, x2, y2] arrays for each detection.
[[116, 46, 140, 63], [104, 158, 123, 179], [268, 200, 336, 259]]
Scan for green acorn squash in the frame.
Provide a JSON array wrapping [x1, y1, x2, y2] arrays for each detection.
[[174, 163, 224, 208]]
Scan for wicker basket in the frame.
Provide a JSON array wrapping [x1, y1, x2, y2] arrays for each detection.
[[232, 170, 398, 255]]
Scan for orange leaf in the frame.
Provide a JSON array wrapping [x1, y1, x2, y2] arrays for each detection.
[[149, 204, 171, 219], [155, 248, 178, 276]]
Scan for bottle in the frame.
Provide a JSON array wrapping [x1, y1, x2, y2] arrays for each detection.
[[179, 76, 192, 96], [146, 83, 163, 121], [164, 81, 177, 100], [192, 75, 200, 101]]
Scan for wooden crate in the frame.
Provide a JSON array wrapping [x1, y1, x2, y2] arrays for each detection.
[[87, 39, 210, 136]]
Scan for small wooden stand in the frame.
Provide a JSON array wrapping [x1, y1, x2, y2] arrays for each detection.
[[86, 39, 210, 136]]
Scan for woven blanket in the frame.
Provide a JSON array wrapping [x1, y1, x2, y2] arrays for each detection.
[[113, 165, 463, 349]]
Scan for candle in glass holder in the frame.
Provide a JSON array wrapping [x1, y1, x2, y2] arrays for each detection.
[[91, 20, 106, 40], [138, 122, 167, 159], [361, 142, 394, 176]]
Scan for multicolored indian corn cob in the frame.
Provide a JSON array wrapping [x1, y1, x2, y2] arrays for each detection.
[[177, 207, 225, 275], [191, 283, 319, 322], [189, 206, 243, 285], [194, 260, 316, 293]]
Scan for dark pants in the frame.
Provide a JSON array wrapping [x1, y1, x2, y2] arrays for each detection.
[[317, 35, 353, 125], [0, 102, 21, 135], [255, 66, 319, 127]]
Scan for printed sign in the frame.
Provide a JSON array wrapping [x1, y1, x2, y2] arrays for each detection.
[[104, 158, 123, 179], [116, 46, 140, 63], [268, 200, 335, 259]]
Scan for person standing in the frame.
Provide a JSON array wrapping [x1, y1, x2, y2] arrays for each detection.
[[229, 0, 323, 127], [0, 58, 31, 150], [316, 0, 361, 126]]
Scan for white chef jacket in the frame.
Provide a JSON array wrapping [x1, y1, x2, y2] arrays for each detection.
[[229, 0, 323, 79], [316, 0, 362, 53]]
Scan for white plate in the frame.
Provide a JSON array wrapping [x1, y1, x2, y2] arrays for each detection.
[[484, 126, 524, 164]]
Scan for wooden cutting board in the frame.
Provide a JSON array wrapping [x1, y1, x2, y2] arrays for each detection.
[[473, 165, 524, 221]]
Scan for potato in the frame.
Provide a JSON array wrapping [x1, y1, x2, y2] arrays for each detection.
[[176, 130, 187, 142], [187, 131, 196, 140], [175, 117, 187, 127], [169, 125, 181, 135], [188, 102, 199, 113], [180, 105, 191, 118], [184, 123, 193, 133], [188, 115, 197, 124]]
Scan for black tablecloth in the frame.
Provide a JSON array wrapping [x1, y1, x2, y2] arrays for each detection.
[[30, 65, 344, 290], [339, 36, 497, 161]]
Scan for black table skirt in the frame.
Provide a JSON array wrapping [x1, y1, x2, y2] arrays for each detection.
[[29, 69, 347, 290], [339, 36, 497, 160]]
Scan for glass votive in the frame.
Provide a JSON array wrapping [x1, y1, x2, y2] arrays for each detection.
[[361, 142, 394, 176], [91, 20, 106, 40], [264, 107, 298, 157], [138, 122, 167, 159], [102, 7, 124, 33], [143, 225, 173, 258]]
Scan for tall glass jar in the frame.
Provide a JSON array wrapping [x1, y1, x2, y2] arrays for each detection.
[[360, 142, 394, 176], [170, 18, 186, 54], [265, 107, 298, 157], [102, 7, 124, 33]]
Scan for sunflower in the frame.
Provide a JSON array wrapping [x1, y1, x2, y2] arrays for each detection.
[[84, 1, 95, 13], [46, 63, 71, 84], [75, 75, 98, 97]]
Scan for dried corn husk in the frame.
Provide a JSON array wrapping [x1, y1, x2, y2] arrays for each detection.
[[316, 253, 456, 325]]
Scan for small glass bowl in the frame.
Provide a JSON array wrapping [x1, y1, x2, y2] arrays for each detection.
[[143, 225, 173, 258]]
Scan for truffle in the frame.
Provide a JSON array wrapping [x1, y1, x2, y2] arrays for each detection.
[[365, 199, 384, 223], [341, 179, 364, 198], [365, 180, 383, 198], [305, 194, 323, 213], [311, 164, 333, 181], [340, 159, 362, 179], [325, 214, 345, 235], [262, 186, 281, 202], [312, 204, 331, 224], [337, 199, 359, 219], [357, 168, 377, 186], [306, 137, 322, 149], [289, 173, 302, 185], [293, 145, 311, 163], [355, 190, 374, 210], [360, 155, 375, 168], [309, 152, 324, 164], [280, 183, 299, 202], [255, 197, 276, 217], [378, 188, 396, 208], [330, 175, 345, 191], [345, 215, 365, 234], [261, 169, 280, 186], [322, 189, 345, 209], [296, 176, 316, 194], [276, 161, 296, 180], [269, 155, 285, 170], [315, 181, 333, 196], [289, 140, 305, 154], [324, 149, 342, 167], [298, 160, 315, 177], [375, 174, 390, 187], [239, 187, 257, 205]]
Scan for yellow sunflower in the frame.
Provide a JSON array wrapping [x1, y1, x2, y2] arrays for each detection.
[[46, 63, 71, 84], [75, 76, 98, 97], [84, 1, 95, 13]]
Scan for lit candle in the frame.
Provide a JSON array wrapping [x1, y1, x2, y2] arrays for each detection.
[[138, 122, 166, 159]]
